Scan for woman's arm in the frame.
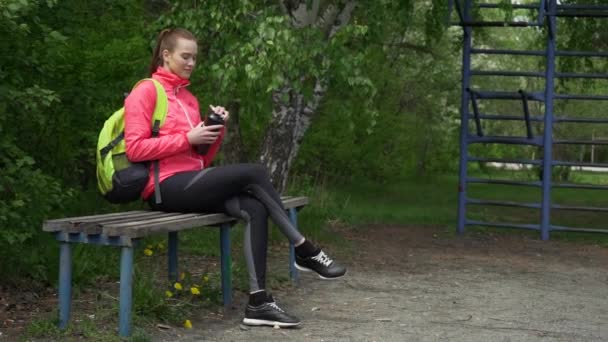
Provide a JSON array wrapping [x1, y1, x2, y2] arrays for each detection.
[[124, 80, 190, 162]]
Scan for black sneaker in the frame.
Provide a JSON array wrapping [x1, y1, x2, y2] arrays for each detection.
[[295, 250, 347, 279], [243, 297, 300, 327]]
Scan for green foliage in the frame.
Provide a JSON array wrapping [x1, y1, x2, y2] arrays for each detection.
[[0, 0, 151, 283]]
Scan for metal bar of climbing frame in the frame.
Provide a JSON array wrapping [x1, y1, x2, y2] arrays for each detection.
[[557, 50, 608, 58], [478, 3, 541, 10], [538, 0, 547, 26], [552, 204, 608, 213], [540, 0, 557, 241], [557, 4, 608, 11], [467, 198, 541, 209], [471, 70, 545, 78], [553, 183, 608, 190], [555, 72, 608, 79], [467, 177, 541, 187], [554, 139, 608, 146], [471, 48, 545, 56], [472, 90, 545, 101], [555, 94, 608, 101], [553, 12, 608, 18], [468, 114, 544, 122], [550, 225, 608, 234], [552, 160, 608, 168], [453, 0, 464, 23], [468, 136, 542, 146], [451, 21, 542, 27], [519, 90, 534, 139], [467, 89, 483, 136], [457, 0, 472, 235], [555, 116, 608, 124], [468, 157, 542, 166], [466, 220, 540, 231]]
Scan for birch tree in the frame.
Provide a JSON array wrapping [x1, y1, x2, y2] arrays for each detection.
[[159, 0, 446, 191]]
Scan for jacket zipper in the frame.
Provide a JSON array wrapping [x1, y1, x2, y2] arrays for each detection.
[[174, 85, 204, 169]]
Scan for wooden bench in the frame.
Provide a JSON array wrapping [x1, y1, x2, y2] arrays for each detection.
[[42, 196, 308, 337]]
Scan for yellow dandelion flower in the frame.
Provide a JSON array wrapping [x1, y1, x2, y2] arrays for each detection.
[[143, 249, 153, 256], [174, 282, 183, 291], [203, 275, 209, 282], [184, 320, 193, 329], [190, 287, 200, 295], [157, 242, 165, 250], [180, 272, 186, 281], [165, 290, 173, 298]]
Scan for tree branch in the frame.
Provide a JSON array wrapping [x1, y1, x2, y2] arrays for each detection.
[[328, 0, 356, 39]]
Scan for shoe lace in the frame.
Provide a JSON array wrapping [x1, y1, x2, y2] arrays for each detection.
[[268, 301, 285, 313], [312, 251, 333, 267]]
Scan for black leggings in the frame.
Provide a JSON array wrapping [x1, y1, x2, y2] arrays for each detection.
[[149, 163, 305, 292]]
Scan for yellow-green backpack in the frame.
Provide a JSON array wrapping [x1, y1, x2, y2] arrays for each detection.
[[96, 79, 167, 204]]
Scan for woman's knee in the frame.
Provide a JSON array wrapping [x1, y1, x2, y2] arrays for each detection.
[[244, 163, 271, 182], [239, 195, 268, 218]]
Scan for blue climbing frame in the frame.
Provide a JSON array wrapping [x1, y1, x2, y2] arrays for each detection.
[[451, 0, 608, 239]]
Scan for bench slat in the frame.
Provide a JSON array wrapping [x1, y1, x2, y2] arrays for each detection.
[[44, 211, 174, 232], [103, 213, 235, 238], [282, 196, 309, 209], [44, 196, 309, 237], [79, 212, 191, 235]]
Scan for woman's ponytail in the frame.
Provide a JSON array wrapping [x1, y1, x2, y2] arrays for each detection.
[[149, 28, 197, 76], [149, 29, 172, 76]]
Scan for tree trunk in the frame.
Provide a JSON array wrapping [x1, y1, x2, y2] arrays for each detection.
[[259, 81, 325, 192], [220, 100, 246, 164], [259, 0, 355, 192]]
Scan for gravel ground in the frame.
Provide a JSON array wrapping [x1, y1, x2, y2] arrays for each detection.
[[152, 225, 608, 342]]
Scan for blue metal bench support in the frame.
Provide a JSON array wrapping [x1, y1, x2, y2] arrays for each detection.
[[119, 246, 134, 337], [219, 223, 232, 309], [288, 208, 299, 283], [168, 232, 178, 281], [58, 242, 72, 329]]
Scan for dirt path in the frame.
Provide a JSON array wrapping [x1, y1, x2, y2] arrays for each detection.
[[154, 225, 608, 342]]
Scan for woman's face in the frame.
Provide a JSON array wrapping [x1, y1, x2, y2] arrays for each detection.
[[163, 37, 198, 79]]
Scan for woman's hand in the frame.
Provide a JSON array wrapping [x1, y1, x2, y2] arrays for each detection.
[[210, 105, 229, 122], [187, 123, 223, 145]]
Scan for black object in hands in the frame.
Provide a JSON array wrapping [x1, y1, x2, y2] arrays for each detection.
[[197, 110, 225, 155]]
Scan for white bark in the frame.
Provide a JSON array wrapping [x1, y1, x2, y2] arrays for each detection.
[[259, 1, 354, 192]]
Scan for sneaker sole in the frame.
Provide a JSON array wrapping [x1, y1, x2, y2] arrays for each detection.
[[242, 318, 300, 327], [294, 263, 347, 280]]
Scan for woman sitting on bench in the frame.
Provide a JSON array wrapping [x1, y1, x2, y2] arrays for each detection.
[[124, 27, 346, 328]]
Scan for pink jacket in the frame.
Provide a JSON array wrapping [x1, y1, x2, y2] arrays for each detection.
[[124, 67, 224, 200]]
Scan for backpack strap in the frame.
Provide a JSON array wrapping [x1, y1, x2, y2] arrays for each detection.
[[139, 78, 168, 205], [152, 120, 162, 205], [99, 132, 125, 159]]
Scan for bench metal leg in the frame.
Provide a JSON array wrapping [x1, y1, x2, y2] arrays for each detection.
[[119, 246, 134, 337], [219, 223, 232, 309], [168, 232, 178, 282], [288, 208, 299, 283], [58, 242, 72, 329]]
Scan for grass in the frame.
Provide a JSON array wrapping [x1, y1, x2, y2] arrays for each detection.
[[21, 171, 608, 339]]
